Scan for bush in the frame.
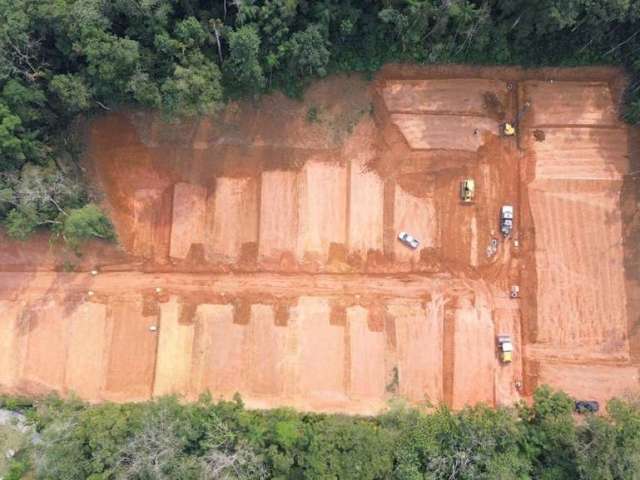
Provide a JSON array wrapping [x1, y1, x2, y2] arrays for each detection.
[[4, 206, 38, 240], [54, 203, 116, 251]]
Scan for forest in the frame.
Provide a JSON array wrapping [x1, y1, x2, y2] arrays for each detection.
[[1, 0, 640, 246], [1, 387, 640, 479]]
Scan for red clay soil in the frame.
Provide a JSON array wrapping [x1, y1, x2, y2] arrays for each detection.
[[0, 65, 638, 414]]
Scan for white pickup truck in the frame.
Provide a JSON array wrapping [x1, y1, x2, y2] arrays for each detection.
[[398, 231, 420, 249], [500, 205, 514, 237]]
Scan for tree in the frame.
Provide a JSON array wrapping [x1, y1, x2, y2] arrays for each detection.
[[49, 74, 92, 113], [4, 206, 38, 240], [2, 164, 84, 220], [575, 398, 640, 479], [54, 203, 116, 251], [115, 397, 265, 480], [1, 165, 115, 249], [295, 416, 394, 479], [79, 29, 141, 104], [224, 25, 265, 97], [0, 0, 49, 83], [0, 79, 48, 170], [116, 400, 193, 479], [174, 17, 208, 50], [199, 419, 267, 480], [520, 386, 579, 479], [127, 70, 162, 109], [34, 416, 91, 480], [0, 103, 30, 169], [160, 58, 222, 116], [282, 24, 330, 79], [389, 404, 529, 480]]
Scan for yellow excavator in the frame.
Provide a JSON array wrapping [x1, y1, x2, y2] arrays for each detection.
[[501, 101, 531, 136], [460, 178, 475, 203]]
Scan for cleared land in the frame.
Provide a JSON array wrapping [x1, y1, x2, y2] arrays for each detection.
[[207, 177, 259, 262], [259, 171, 299, 261], [0, 67, 637, 413], [390, 114, 498, 151], [382, 79, 508, 114], [520, 77, 636, 401]]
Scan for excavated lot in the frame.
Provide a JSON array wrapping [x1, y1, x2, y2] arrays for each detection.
[[0, 65, 638, 414]]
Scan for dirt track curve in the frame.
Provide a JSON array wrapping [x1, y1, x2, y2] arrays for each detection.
[[0, 65, 638, 413]]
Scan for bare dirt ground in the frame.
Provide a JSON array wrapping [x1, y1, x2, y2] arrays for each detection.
[[0, 65, 637, 413]]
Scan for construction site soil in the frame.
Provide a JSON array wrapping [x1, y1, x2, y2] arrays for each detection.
[[1, 65, 639, 414]]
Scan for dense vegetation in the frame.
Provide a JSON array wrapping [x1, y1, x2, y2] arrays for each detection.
[[1, 0, 640, 246], [1, 387, 639, 479]]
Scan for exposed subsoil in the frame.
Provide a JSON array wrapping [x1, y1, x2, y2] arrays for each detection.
[[0, 65, 637, 413]]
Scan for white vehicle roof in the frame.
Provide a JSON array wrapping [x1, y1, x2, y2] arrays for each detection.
[[501, 341, 513, 352]]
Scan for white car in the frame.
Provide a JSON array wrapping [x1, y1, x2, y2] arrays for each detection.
[[398, 231, 420, 249]]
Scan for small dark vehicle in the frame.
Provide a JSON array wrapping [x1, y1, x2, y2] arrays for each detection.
[[575, 400, 599, 413]]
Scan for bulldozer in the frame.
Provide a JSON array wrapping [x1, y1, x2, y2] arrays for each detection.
[[497, 335, 513, 363], [501, 101, 531, 136]]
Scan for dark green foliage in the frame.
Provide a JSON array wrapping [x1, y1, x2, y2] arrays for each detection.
[[53, 203, 116, 250], [574, 398, 640, 479], [159, 59, 222, 116], [282, 24, 330, 79], [2, 388, 638, 479], [80, 31, 141, 101], [1, 162, 114, 248], [4, 206, 38, 240], [517, 386, 579, 479], [225, 25, 265, 97], [49, 74, 92, 114], [384, 403, 529, 479]]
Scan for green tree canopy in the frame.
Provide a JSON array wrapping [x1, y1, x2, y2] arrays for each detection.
[[5, 388, 639, 479], [225, 25, 265, 97]]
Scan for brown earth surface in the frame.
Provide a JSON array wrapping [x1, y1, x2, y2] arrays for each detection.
[[0, 65, 638, 413]]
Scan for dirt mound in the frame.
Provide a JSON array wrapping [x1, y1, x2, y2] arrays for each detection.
[[533, 129, 545, 141], [483, 91, 506, 121]]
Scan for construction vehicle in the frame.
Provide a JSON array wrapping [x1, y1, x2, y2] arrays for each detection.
[[460, 178, 475, 203], [500, 205, 514, 237], [510, 285, 520, 298], [501, 101, 531, 136], [497, 335, 513, 363]]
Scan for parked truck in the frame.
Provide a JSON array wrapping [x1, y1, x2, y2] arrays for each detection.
[[497, 335, 513, 363], [501, 204, 514, 237]]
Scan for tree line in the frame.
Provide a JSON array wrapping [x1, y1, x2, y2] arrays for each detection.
[[2, 386, 640, 479], [1, 0, 639, 246]]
